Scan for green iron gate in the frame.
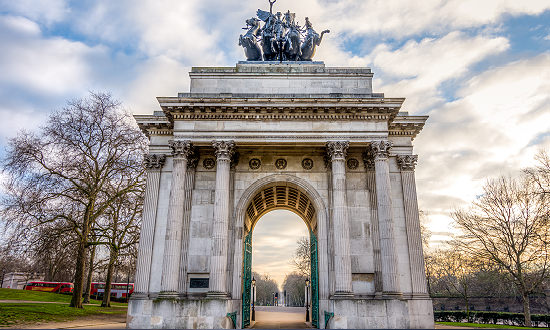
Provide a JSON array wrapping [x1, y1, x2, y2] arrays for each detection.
[[310, 230, 319, 328], [242, 230, 252, 328]]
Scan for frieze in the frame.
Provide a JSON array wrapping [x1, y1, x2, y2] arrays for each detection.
[[301, 158, 313, 170], [347, 158, 359, 170], [249, 158, 261, 170], [275, 158, 287, 170], [203, 157, 215, 170]]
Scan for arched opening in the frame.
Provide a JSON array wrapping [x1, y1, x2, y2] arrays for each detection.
[[241, 183, 319, 329]]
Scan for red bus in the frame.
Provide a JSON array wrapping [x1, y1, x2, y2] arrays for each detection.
[[90, 282, 134, 300], [24, 281, 74, 294]]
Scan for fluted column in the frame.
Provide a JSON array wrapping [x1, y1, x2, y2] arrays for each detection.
[[363, 152, 383, 294], [397, 155, 429, 297], [178, 153, 199, 295], [326, 141, 353, 296], [208, 140, 235, 297], [370, 140, 402, 297], [134, 154, 166, 297], [160, 140, 194, 296]]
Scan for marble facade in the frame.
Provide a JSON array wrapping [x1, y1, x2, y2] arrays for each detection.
[[128, 62, 433, 329]]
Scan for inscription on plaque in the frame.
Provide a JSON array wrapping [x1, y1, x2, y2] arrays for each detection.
[[189, 278, 209, 289]]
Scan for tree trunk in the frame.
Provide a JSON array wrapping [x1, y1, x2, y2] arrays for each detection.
[[83, 245, 96, 303], [101, 248, 117, 307], [70, 237, 88, 308], [70, 211, 92, 308], [522, 292, 532, 327]]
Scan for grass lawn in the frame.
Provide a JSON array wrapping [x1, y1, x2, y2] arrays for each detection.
[[0, 289, 128, 327], [0, 303, 126, 327], [0, 288, 127, 306], [436, 321, 540, 329]]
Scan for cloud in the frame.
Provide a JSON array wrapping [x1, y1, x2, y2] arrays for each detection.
[[0, 0, 69, 25], [372, 32, 510, 112], [0, 15, 107, 96], [415, 53, 550, 232]]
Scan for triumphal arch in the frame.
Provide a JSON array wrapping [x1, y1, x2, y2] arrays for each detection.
[[128, 4, 433, 329]]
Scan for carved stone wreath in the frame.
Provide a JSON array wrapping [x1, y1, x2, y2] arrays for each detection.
[[347, 158, 359, 170], [203, 158, 215, 170], [249, 158, 261, 170], [301, 158, 313, 170], [275, 158, 287, 170]]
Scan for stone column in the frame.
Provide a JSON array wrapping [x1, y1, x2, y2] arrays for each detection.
[[178, 153, 199, 295], [134, 154, 165, 297], [160, 140, 194, 296], [326, 141, 353, 296], [370, 140, 402, 297], [362, 152, 383, 294], [208, 140, 236, 297], [397, 155, 429, 296]]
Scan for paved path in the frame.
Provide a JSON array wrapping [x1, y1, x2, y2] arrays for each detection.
[[252, 306, 311, 329]]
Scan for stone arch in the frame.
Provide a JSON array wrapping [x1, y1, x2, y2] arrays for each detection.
[[231, 173, 329, 328], [234, 173, 328, 235]]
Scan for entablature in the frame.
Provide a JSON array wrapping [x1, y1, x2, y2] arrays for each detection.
[[157, 95, 404, 122]]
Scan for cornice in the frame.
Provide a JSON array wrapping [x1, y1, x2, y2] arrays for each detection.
[[388, 115, 428, 140], [134, 114, 173, 137]]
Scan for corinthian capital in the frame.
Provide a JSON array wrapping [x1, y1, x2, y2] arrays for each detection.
[[212, 140, 236, 160], [144, 154, 166, 170], [370, 140, 393, 160], [396, 155, 418, 171], [326, 141, 349, 161], [168, 140, 194, 159], [362, 150, 375, 171]]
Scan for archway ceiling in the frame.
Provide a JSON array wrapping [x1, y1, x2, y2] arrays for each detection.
[[245, 185, 316, 231]]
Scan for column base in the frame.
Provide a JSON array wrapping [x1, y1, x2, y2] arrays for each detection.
[[206, 291, 230, 299], [130, 292, 149, 300], [157, 291, 178, 299], [382, 291, 403, 299], [332, 291, 354, 299]]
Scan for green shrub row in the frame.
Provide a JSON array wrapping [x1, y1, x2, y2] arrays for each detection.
[[434, 310, 550, 327]]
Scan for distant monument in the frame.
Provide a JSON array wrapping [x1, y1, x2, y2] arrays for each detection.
[[127, 1, 433, 329], [239, 1, 329, 61]]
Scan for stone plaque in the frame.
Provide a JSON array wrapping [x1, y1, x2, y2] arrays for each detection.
[[189, 278, 209, 289]]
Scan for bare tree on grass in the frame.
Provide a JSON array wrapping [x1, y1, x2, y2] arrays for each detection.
[[453, 176, 550, 326], [99, 185, 143, 307], [1, 92, 147, 308], [252, 272, 279, 306]]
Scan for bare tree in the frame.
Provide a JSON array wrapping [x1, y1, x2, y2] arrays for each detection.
[[99, 185, 143, 307], [282, 272, 307, 306], [252, 272, 279, 306], [453, 176, 550, 326], [291, 236, 310, 277], [1, 92, 147, 308]]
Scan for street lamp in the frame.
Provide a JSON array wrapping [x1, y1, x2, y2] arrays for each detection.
[[305, 278, 310, 322], [252, 277, 256, 321]]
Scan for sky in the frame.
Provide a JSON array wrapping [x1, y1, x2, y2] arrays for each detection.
[[0, 1, 550, 280], [252, 210, 309, 287]]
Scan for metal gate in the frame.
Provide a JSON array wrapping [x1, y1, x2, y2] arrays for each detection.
[[310, 230, 319, 328], [242, 231, 252, 328]]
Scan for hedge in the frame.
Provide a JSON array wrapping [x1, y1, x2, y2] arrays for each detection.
[[434, 310, 550, 327]]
